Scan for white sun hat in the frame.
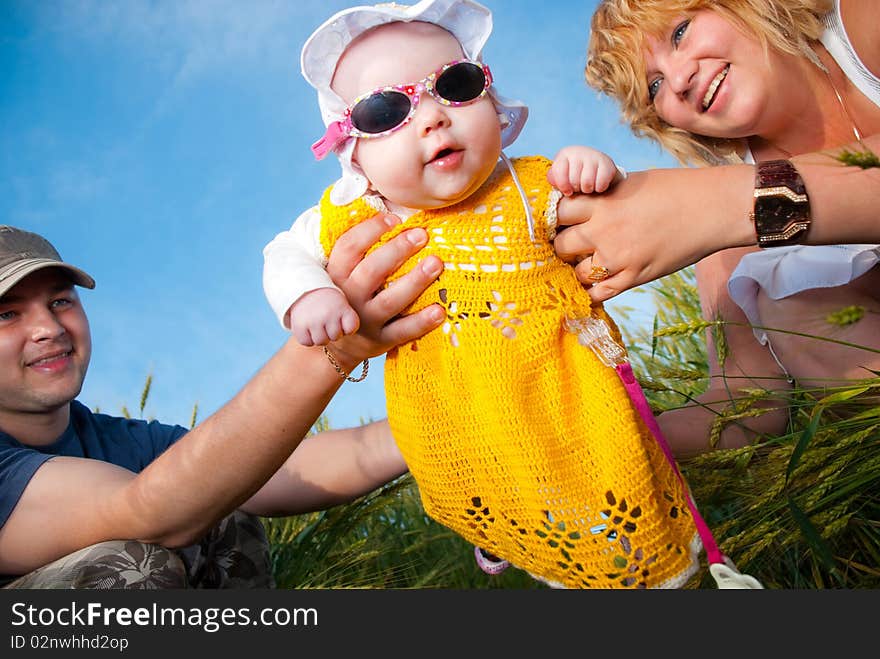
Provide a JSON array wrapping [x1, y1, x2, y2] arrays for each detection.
[[301, 0, 529, 205]]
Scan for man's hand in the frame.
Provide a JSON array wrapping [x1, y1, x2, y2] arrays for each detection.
[[325, 212, 444, 368]]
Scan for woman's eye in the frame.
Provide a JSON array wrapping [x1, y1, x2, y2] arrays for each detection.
[[648, 78, 662, 102], [672, 19, 690, 46]]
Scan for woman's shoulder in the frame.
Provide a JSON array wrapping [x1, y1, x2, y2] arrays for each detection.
[[839, 0, 880, 76]]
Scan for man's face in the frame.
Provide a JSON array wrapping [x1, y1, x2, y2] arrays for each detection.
[[0, 268, 91, 419]]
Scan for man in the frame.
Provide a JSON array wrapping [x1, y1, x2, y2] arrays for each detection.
[[0, 222, 442, 588]]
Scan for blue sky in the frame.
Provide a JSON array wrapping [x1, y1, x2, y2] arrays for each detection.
[[0, 0, 678, 430]]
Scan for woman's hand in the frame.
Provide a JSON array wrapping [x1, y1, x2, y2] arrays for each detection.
[[554, 166, 755, 302], [325, 213, 444, 368]]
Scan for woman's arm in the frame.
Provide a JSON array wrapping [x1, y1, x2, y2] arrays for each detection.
[[554, 134, 880, 303], [657, 249, 792, 459], [243, 419, 404, 516]]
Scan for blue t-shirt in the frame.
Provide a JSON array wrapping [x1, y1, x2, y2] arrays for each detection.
[[0, 400, 188, 530]]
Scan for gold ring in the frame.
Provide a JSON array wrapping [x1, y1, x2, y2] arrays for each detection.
[[585, 264, 610, 284]]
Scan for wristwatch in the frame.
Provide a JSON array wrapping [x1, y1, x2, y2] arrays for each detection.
[[752, 159, 811, 248]]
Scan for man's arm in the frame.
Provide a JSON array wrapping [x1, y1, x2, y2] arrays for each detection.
[[0, 214, 440, 575]]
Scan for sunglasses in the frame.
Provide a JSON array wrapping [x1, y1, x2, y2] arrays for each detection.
[[312, 59, 493, 160]]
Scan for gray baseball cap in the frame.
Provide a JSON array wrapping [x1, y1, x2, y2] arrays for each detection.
[[0, 225, 95, 298]]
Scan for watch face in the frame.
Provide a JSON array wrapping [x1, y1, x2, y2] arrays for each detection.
[[753, 160, 811, 248], [754, 196, 810, 246]]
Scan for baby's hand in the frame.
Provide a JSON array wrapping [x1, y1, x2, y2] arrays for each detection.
[[548, 145, 622, 196], [288, 288, 360, 346]]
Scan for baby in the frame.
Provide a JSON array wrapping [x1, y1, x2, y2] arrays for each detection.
[[264, 0, 703, 589]]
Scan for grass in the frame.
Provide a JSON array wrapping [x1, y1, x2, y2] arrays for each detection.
[[264, 471, 543, 589], [617, 269, 880, 589]]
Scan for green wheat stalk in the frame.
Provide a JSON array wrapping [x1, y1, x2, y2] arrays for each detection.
[[836, 147, 880, 169], [139, 374, 152, 415]]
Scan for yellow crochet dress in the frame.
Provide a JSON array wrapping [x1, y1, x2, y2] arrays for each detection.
[[318, 156, 701, 588]]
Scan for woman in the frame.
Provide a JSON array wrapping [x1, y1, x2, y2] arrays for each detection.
[[560, 0, 880, 455]]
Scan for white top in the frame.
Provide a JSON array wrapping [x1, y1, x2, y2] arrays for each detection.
[[727, 0, 880, 346], [820, 0, 880, 106]]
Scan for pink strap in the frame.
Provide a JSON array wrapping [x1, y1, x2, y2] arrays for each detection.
[[615, 362, 724, 565], [311, 120, 351, 160]]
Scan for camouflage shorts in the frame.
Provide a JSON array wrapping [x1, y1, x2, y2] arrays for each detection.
[[1, 510, 274, 589]]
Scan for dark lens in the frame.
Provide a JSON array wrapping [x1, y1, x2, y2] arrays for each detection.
[[350, 91, 412, 134], [435, 62, 486, 103]]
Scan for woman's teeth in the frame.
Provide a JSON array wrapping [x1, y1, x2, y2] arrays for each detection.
[[703, 64, 729, 110]]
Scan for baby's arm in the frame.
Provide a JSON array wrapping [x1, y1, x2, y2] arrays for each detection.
[[263, 205, 359, 346], [548, 145, 624, 196], [289, 288, 359, 346]]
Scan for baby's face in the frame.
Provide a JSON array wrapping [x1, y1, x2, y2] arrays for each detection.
[[332, 21, 502, 210]]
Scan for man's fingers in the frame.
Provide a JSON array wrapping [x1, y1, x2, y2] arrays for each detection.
[[327, 213, 401, 281], [381, 303, 445, 346], [364, 255, 443, 322], [345, 228, 429, 303]]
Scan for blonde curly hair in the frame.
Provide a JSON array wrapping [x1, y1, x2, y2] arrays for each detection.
[[585, 0, 832, 166]]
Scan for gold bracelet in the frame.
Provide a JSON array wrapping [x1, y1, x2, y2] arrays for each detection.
[[322, 346, 369, 383]]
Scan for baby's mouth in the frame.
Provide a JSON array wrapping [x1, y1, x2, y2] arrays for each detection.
[[430, 147, 456, 162], [702, 64, 730, 111]]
